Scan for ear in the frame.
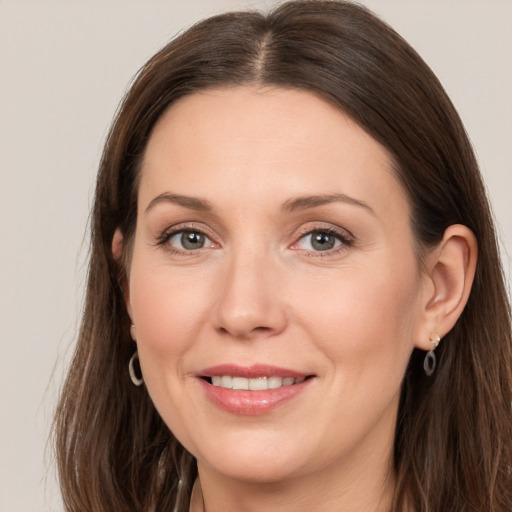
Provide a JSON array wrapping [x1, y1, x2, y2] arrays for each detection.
[[112, 228, 133, 319], [414, 224, 477, 350]]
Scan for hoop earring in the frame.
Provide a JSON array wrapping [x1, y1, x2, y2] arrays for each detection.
[[129, 350, 144, 386], [423, 331, 441, 376]]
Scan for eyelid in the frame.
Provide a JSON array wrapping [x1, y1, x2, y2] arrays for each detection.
[[154, 221, 354, 256], [155, 222, 219, 254], [289, 223, 355, 254]]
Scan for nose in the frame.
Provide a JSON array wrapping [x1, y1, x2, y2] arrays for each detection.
[[214, 248, 288, 340]]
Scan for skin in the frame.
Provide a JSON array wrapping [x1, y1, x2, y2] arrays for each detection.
[[117, 87, 477, 512]]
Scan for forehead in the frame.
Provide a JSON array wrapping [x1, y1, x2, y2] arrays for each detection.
[[139, 86, 407, 223]]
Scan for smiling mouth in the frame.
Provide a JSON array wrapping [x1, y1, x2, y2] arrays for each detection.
[[202, 375, 313, 390], [198, 366, 315, 414]]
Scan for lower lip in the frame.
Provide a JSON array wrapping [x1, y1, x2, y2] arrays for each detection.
[[199, 378, 313, 415]]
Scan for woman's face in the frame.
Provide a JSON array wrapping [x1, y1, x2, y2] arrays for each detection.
[[127, 87, 429, 485]]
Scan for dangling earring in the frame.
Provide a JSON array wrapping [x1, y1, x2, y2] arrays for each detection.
[[129, 350, 144, 386], [423, 331, 441, 376]]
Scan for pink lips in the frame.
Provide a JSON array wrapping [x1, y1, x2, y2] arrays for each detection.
[[198, 364, 313, 415], [201, 364, 309, 379]]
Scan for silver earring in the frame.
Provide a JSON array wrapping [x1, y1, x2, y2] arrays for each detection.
[[130, 323, 136, 340], [129, 350, 144, 386], [423, 331, 441, 376]]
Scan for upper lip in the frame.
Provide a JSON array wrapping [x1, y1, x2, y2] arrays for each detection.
[[199, 364, 311, 379]]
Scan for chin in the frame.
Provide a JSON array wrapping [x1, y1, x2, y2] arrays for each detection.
[[204, 457, 303, 485], [193, 434, 312, 484]]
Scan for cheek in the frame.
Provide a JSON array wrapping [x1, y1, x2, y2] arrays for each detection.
[[291, 258, 422, 449], [127, 259, 217, 432], [128, 259, 214, 367], [293, 258, 421, 369]]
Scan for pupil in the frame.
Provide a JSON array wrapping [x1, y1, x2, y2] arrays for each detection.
[[181, 231, 205, 250], [311, 232, 335, 251]]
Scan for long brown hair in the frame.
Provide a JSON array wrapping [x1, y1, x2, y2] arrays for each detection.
[[54, 1, 512, 510]]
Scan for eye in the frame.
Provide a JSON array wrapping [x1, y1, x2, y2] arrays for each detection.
[[293, 227, 352, 253], [297, 231, 341, 251], [165, 229, 215, 252]]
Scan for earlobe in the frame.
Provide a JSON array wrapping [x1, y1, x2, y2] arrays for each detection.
[[415, 224, 477, 350], [112, 228, 124, 262], [112, 228, 132, 317]]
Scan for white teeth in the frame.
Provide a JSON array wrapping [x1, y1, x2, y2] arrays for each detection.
[[220, 375, 232, 388], [210, 375, 306, 390], [232, 377, 249, 390], [249, 377, 268, 391], [268, 377, 283, 389]]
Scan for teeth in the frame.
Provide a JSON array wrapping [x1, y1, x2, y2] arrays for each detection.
[[268, 377, 283, 389], [232, 377, 249, 390], [249, 377, 268, 391], [209, 375, 306, 390], [221, 375, 232, 388]]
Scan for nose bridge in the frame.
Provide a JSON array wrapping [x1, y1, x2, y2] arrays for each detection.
[[214, 241, 286, 338]]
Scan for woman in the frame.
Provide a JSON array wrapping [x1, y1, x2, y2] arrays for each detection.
[[54, 1, 512, 511]]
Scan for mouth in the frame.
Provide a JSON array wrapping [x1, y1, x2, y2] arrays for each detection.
[[197, 365, 316, 415], [202, 375, 311, 390]]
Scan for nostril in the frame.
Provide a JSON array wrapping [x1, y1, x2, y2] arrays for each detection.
[[253, 326, 273, 332], [216, 325, 273, 339]]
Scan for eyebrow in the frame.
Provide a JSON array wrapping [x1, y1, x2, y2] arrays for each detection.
[[144, 193, 213, 214], [144, 191, 374, 216], [282, 193, 375, 215]]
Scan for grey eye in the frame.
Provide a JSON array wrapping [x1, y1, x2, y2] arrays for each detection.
[[296, 230, 342, 252], [169, 230, 211, 251], [310, 232, 337, 251], [182, 231, 205, 250]]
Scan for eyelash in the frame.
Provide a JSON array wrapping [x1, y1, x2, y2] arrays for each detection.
[[155, 223, 216, 256], [292, 225, 354, 257], [155, 223, 354, 256]]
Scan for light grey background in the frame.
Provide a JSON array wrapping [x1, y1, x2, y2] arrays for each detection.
[[1, 1, 510, 511]]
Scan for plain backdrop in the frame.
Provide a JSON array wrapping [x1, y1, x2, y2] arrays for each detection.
[[0, 1, 510, 511]]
